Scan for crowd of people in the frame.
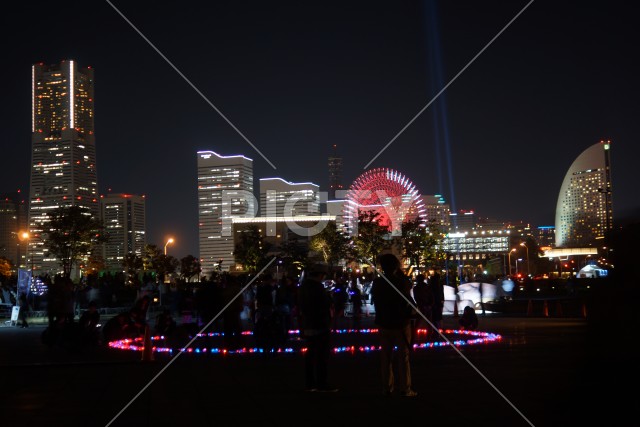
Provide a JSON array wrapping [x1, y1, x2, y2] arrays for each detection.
[[18, 259, 480, 400]]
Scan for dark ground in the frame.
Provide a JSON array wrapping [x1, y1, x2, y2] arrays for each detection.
[[1, 300, 634, 427]]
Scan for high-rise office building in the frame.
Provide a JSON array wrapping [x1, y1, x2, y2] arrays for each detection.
[[535, 226, 555, 248], [101, 193, 146, 272], [197, 150, 254, 274], [449, 210, 477, 232], [259, 178, 320, 217], [0, 191, 28, 271], [555, 140, 613, 247], [328, 144, 343, 200], [28, 60, 99, 275], [421, 195, 450, 230]]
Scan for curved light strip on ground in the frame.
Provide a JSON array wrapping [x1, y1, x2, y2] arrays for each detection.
[[108, 328, 502, 355]]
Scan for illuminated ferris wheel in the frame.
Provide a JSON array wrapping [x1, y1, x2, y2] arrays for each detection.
[[343, 168, 426, 235]]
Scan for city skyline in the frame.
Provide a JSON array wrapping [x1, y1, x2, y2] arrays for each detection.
[[2, 1, 639, 259]]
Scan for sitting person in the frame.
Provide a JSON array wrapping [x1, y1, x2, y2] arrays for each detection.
[[78, 300, 101, 345], [459, 306, 479, 330], [155, 308, 177, 337]]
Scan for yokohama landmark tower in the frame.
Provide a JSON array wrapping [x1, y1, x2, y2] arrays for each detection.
[[28, 60, 99, 274]]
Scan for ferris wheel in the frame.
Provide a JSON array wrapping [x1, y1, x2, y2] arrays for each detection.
[[343, 168, 426, 236]]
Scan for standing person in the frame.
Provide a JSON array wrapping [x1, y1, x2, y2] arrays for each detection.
[[254, 275, 277, 354], [221, 275, 245, 349], [298, 263, 338, 393], [330, 275, 348, 330], [349, 277, 363, 329], [429, 269, 444, 329], [413, 273, 435, 340], [371, 254, 417, 397], [18, 292, 30, 328], [275, 276, 295, 336]]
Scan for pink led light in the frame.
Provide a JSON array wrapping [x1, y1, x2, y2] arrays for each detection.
[[108, 328, 501, 356]]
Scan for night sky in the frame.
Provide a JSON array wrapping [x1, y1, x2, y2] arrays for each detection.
[[1, 0, 638, 259]]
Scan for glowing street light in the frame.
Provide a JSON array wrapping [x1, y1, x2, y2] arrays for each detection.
[[18, 231, 29, 269], [508, 248, 516, 276], [520, 242, 530, 276], [18, 232, 32, 299], [164, 237, 174, 256]]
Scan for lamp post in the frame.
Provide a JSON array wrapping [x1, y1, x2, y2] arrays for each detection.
[[164, 237, 174, 256], [515, 258, 522, 276], [161, 238, 174, 306], [16, 232, 30, 304], [508, 248, 516, 276], [520, 242, 530, 277]]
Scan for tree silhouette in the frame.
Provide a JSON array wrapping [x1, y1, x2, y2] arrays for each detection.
[[350, 210, 390, 266], [395, 218, 444, 270], [309, 221, 348, 271], [180, 254, 201, 282], [44, 206, 107, 278], [234, 225, 272, 273], [122, 252, 143, 284]]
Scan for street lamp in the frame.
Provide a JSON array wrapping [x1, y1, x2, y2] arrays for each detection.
[[520, 242, 530, 277], [18, 232, 31, 302], [508, 248, 516, 276], [515, 258, 523, 276], [160, 237, 175, 305], [164, 237, 174, 256]]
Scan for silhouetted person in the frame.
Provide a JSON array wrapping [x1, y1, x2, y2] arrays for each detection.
[[222, 276, 244, 349], [412, 274, 434, 333], [428, 270, 444, 329], [254, 275, 278, 354], [371, 254, 417, 397], [459, 305, 479, 330], [18, 292, 29, 328], [155, 308, 177, 337], [298, 264, 338, 392], [331, 276, 348, 330], [129, 295, 151, 336], [349, 278, 363, 329], [103, 312, 134, 343], [78, 300, 101, 345]]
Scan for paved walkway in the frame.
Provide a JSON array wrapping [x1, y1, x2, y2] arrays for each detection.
[[0, 310, 633, 427]]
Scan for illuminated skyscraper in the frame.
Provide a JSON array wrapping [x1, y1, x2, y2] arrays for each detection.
[[259, 178, 320, 217], [555, 140, 613, 247], [28, 60, 99, 275], [328, 144, 343, 200], [197, 151, 254, 274], [420, 195, 450, 230], [101, 193, 146, 272]]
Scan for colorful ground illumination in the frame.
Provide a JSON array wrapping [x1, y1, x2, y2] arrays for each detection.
[[108, 328, 502, 356]]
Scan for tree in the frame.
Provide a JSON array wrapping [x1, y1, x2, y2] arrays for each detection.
[[350, 210, 390, 266], [139, 244, 178, 283], [278, 239, 309, 277], [309, 221, 347, 270], [122, 252, 144, 284], [0, 257, 12, 279], [44, 206, 107, 278], [180, 254, 201, 282], [395, 218, 446, 271], [142, 244, 162, 272], [234, 225, 271, 273]]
